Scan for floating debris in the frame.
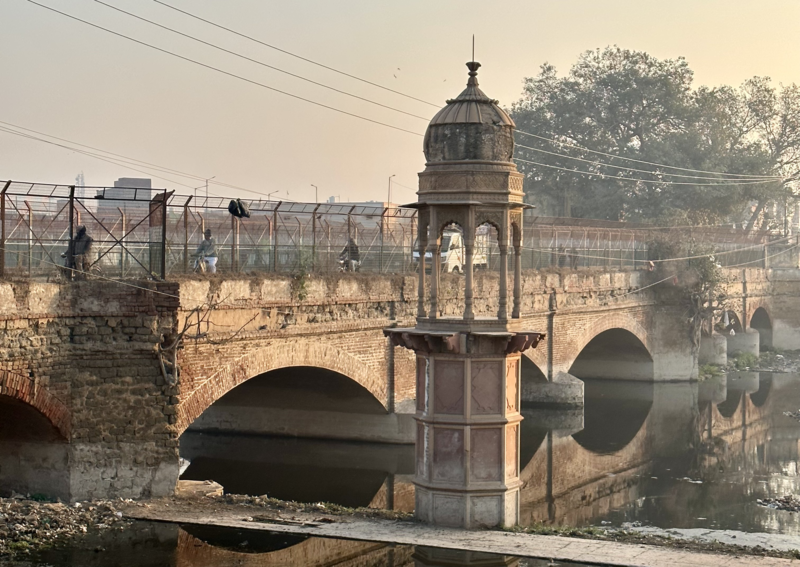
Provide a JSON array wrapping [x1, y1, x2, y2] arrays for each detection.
[[757, 495, 800, 512]]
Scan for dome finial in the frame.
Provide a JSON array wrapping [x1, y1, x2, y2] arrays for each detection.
[[466, 35, 480, 87], [466, 61, 480, 87]]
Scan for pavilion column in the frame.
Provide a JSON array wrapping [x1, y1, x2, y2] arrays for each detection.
[[498, 242, 508, 321], [429, 238, 440, 319], [512, 237, 522, 319], [417, 232, 427, 319], [464, 239, 474, 320]]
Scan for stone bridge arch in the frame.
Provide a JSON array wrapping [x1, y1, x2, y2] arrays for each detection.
[[569, 314, 651, 367], [0, 370, 70, 439], [176, 340, 386, 434]]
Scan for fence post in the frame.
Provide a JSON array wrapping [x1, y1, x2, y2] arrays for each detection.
[[272, 203, 280, 272], [160, 190, 168, 279], [183, 197, 192, 273], [117, 207, 126, 276], [312, 205, 320, 271], [231, 214, 239, 272], [0, 180, 9, 277], [380, 208, 388, 273], [67, 185, 75, 280], [24, 201, 32, 276]]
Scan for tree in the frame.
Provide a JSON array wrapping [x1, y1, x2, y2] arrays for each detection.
[[511, 47, 800, 226]]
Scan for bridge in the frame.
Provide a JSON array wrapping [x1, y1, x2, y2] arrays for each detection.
[[1, 264, 799, 502]]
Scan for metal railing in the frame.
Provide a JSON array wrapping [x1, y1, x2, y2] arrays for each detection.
[[0, 180, 795, 280]]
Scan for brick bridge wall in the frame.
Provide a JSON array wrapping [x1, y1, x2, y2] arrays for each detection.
[[2, 267, 799, 500], [0, 279, 179, 501]]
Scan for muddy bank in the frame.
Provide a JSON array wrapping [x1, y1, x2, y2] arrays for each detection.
[[0, 497, 128, 559], [2, 492, 800, 564]]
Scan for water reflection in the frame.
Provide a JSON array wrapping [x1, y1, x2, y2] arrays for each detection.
[[25, 522, 577, 567], [180, 433, 415, 510], [520, 373, 800, 535], [178, 372, 800, 536]]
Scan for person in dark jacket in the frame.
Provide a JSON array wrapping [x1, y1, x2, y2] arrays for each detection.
[[340, 238, 360, 271], [66, 225, 93, 279]]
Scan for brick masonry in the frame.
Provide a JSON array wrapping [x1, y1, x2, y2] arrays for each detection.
[[1, 267, 797, 500]]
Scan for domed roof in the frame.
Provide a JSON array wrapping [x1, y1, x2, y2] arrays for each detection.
[[428, 62, 515, 127], [423, 62, 516, 164]]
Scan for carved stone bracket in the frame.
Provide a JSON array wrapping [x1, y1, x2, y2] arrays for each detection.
[[385, 328, 545, 356]]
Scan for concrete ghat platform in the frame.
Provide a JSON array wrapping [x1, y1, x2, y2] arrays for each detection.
[[126, 507, 798, 567]]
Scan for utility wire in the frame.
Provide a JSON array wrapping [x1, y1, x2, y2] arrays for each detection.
[[521, 233, 793, 263], [0, 125, 202, 190], [21, 2, 789, 193], [515, 142, 781, 183], [515, 130, 785, 180], [93, 0, 430, 122], [512, 155, 778, 187], [152, 0, 440, 109], [0, 121, 291, 202], [27, 1, 424, 138]]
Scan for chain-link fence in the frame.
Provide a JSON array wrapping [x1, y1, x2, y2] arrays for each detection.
[[1, 181, 796, 280]]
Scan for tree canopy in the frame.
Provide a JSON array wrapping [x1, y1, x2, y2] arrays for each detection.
[[510, 47, 800, 228]]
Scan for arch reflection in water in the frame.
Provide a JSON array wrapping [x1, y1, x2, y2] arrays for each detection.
[[571, 380, 653, 454], [518, 372, 800, 534], [180, 433, 414, 509]]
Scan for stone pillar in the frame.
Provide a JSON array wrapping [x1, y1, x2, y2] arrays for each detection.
[[498, 243, 508, 321], [418, 235, 427, 319], [386, 330, 544, 528], [512, 240, 521, 319], [429, 239, 440, 319], [698, 333, 727, 366], [464, 239, 474, 320], [727, 328, 760, 358]]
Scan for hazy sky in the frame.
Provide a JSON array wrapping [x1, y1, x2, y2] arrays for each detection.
[[2, 0, 799, 204]]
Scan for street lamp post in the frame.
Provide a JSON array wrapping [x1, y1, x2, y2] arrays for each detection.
[[267, 190, 278, 201], [388, 174, 395, 206], [311, 184, 318, 203]]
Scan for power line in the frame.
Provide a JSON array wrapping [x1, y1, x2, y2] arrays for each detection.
[[93, 0, 430, 122], [152, 0, 441, 109], [515, 129, 785, 180], [515, 142, 781, 183], [22, 1, 788, 195], [0, 121, 300, 201], [0, 125, 201, 190], [512, 155, 778, 187], [27, 1, 424, 139]]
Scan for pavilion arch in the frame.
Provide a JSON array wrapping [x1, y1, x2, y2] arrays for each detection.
[[567, 317, 654, 381], [176, 340, 386, 434], [0, 371, 70, 439], [750, 307, 773, 350]]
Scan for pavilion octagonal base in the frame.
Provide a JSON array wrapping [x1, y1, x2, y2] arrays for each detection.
[[415, 483, 521, 529], [386, 327, 543, 529]]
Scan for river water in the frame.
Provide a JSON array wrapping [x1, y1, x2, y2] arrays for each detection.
[[8, 521, 588, 567], [181, 372, 800, 535], [4, 372, 799, 566]]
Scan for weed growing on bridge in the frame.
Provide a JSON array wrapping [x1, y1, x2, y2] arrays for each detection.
[[648, 235, 730, 352]]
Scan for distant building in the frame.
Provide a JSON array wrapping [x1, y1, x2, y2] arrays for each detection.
[[96, 178, 154, 221]]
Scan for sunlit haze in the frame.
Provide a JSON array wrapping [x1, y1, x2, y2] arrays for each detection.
[[2, 0, 799, 204]]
